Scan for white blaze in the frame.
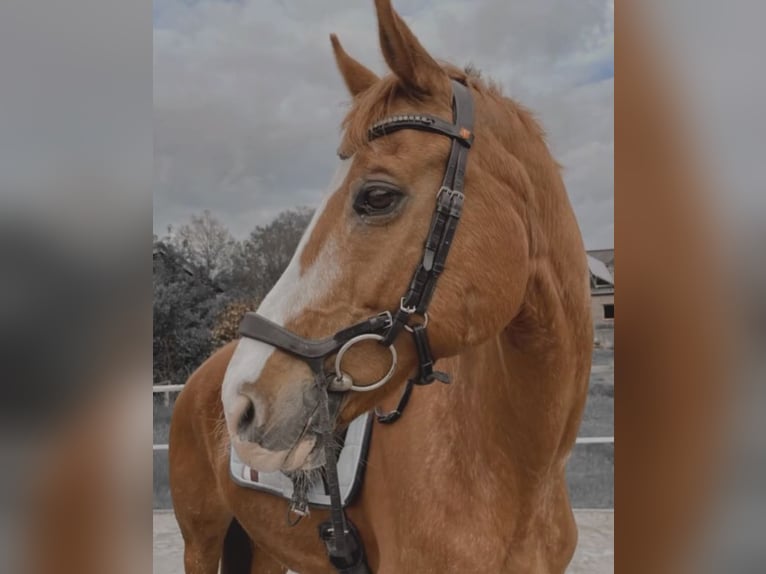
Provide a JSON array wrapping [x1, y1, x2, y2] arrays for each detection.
[[221, 158, 352, 426]]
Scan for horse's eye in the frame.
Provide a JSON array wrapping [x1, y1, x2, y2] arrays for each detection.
[[354, 183, 403, 217]]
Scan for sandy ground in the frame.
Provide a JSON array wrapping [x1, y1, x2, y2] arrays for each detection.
[[154, 509, 613, 573]]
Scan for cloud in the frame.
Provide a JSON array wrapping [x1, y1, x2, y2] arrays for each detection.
[[153, 0, 613, 248]]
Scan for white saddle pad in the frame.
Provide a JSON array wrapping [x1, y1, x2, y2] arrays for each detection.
[[229, 412, 372, 508]]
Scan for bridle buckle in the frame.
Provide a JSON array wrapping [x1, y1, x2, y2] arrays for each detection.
[[399, 297, 417, 315], [399, 297, 429, 332], [377, 310, 394, 330]]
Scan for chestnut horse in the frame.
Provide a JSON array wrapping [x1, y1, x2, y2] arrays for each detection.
[[169, 1, 592, 572]]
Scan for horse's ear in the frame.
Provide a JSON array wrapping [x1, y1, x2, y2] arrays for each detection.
[[330, 34, 379, 97], [373, 0, 447, 96]]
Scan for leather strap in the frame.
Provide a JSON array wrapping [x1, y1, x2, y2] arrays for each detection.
[[316, 371, 370, 573], [374, 379, 414, 424], [239, 311, 392, 364], [374, 81, 474, 322], [368, 114, 473, 148]]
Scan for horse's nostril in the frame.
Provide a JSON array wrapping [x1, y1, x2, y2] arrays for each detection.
[[237, 398, 256, 436]]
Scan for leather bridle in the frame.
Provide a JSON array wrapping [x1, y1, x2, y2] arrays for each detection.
[[236, 79, 474, 573]]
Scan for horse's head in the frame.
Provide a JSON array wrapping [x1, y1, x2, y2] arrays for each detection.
[[222, 0, 549, 472]]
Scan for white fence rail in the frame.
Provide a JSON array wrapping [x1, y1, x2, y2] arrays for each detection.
[[153, 384, 186, 393], [575, 436, 614, 444], [152, 382, 613, 451]]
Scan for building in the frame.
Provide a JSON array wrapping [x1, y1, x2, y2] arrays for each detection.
[[586, 248, 614, 277], [587, 249, 614, 348]]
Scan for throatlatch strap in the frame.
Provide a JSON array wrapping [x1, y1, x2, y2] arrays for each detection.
[[374, 379, 415, 424]]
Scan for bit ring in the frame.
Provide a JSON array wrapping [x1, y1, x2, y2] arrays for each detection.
[[333, 334, 397, 392]]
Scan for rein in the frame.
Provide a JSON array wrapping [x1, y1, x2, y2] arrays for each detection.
[[237, 79, 475, 573]]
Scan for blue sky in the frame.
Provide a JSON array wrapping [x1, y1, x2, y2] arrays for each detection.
[[590, 58, 615, 83]]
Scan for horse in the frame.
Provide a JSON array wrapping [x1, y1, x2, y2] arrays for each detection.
[[168, 1, 593, 572]]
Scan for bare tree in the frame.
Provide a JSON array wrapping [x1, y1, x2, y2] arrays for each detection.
[[172, 210, 236, 280]]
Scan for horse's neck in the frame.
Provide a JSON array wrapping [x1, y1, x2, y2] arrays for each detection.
[[446, 331, 579, 474], [428, 269, 590, 500], [362, 261, 590, 566]]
